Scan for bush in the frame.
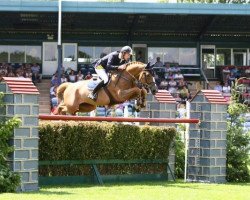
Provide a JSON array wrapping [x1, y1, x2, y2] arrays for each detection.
[[39, 121, 177, 176], [226, 79, 250, 182], [0, 92, 21, 193], [174, 134, 185, 179]]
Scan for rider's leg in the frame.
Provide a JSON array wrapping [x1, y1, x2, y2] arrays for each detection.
[[88, 68, 109, 101]]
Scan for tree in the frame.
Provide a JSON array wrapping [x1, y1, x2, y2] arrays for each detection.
[[226, 78, 250, 182]]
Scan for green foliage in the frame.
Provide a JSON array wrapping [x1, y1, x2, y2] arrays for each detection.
[[0, 92, 21, 193], [226, 79, 250, 182], [174, 134, 185, 179], [39, 121, 177, 176]]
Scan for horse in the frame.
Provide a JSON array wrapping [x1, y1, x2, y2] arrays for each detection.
[[54, 61, 158, 115]]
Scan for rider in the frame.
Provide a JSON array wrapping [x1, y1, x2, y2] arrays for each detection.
[[88, 46, 133, 101]]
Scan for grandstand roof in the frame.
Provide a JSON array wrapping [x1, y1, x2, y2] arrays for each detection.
[[0, 2, 249, 43]]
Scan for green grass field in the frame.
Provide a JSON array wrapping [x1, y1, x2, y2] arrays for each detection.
[[1, 180, 250, 200]]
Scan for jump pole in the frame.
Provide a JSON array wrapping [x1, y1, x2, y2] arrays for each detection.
[[39, 115, 199, 123]]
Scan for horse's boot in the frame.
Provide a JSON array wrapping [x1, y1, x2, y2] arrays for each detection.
[[88, 80, 105, 101]]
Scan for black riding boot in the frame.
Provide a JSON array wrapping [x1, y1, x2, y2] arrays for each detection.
[[88, 80, 105, 101]]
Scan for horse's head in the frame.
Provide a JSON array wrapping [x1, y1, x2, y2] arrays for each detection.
[[139, 63, 158, 95]]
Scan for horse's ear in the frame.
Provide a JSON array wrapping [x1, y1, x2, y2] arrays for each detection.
[[145, 62, 151, 69]]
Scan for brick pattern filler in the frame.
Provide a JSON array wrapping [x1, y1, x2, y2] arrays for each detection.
[[187, 91, 228, 183], [0, 81, 39, 191]]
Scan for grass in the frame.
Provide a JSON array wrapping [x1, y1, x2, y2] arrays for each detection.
[[0, 180, 250, 200]]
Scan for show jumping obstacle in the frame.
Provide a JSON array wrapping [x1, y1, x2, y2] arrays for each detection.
[[0, 77, 228, 191], [38, 115, 199, 123]]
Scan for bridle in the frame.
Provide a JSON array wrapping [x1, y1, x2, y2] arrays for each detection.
[[115, 67, 155, 89]]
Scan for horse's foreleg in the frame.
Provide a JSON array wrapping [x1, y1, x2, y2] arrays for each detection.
[[140, 88, 147, 108]]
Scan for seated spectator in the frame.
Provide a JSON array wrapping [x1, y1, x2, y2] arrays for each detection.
[[173, 64, 181, 73], [16, 71, 24, 78], [25, 68, 32, 80], [50, 84, 58, 98], [68, 70, 76, 83], [231, 66, 241, 79], [174, 71, 184, 80], [154, 57, 163, 68], [178, 78, 188, 87], [222, 82, 231, 97], [0, 71, 4, 82], [168, 77, 177, 94], [214, 81, 223, 93], [31, 63, 41, 83], [227, 72, 236, 86], [77, 70, 84, 81], [159, 79, 168, 89], [165, 71, 174, 80], [61, 74, 68, 83], [85, 72, 92, 80], [51, 75, 60, 86], [7, 70, 15, 77], [165, 63, 171, 73], [178, 85, 191, 101], [245, 67, 250, 75]]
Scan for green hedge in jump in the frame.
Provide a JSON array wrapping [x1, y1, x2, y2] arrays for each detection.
[[39, 121, 176, 176]]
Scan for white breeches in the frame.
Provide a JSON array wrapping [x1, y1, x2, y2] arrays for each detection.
[[96, 68, 109, 84]]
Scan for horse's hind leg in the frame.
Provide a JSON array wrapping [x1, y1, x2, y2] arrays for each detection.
[[78, 103, 96, 113]]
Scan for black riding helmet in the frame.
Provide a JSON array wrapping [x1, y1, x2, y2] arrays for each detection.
[[120, 46, 133, 55]]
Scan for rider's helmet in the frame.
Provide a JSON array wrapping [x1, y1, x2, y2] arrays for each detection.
[[120, 46, 133, 55]]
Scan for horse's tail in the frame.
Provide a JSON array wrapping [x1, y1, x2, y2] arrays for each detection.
[[57, 82, 71, 101]]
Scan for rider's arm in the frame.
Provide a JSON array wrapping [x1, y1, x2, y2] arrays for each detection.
[[106, 55, 119, 70]]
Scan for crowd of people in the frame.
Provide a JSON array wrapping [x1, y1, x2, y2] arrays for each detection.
[[215, 66, 250, 103], [153, 57, 191, 102], [0, 63, 41, 83]]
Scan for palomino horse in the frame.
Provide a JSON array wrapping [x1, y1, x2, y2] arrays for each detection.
[[55, 61, 158, 115]]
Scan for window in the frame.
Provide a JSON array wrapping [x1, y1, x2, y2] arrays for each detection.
[[163, 48, 179, 63], [95, 47, 111, 59], [63, 44, 76, 62], [0, 46, 8, 63], [148, 47, 197, 65], [9, 46, 25, 63], [233, 49, 247, 66], [44, 43, 57, 61], [179, 48, 196, 65], [216, 49, 231, 66], [26, 46, 42, 63], [148, 48, 164, 63], [201, 48, 215, 69], [78, 46, 94, 63]]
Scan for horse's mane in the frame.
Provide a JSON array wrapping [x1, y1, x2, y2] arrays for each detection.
[[126, 61, 145, 68]]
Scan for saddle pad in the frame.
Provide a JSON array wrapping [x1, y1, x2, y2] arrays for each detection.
[[87, 79, 101, 91]]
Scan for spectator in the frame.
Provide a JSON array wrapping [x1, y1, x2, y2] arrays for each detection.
[[227, 72, 236, 86], [174, 71, 184, 80], [168, 77, 177, 94], [178, 85, 191, 101], [51, 75, 60, 86], [51, 86, 58, 108], [50, 84, 58, 98], [214, 81, 223, 92], [159, 79, 168, 89], [31, 63, 41, 83], [61, 74, 68, 83], [165, 71, 174, 80], [68, 70, 76, 83], [7, 70, 15, 77], [222, 66, 230, 83], [77, 70, 84, 81], [165, 63, 171, 73], [85, 72, 92, 80], [136, 51, 144, 62], [154, 57, 163, 68], [177, 103, 186, 118], [231, 66, 241, 79], [222, 82, 231, 96]]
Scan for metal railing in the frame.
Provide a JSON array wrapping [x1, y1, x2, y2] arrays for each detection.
[[200, 68, 211, 90]]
